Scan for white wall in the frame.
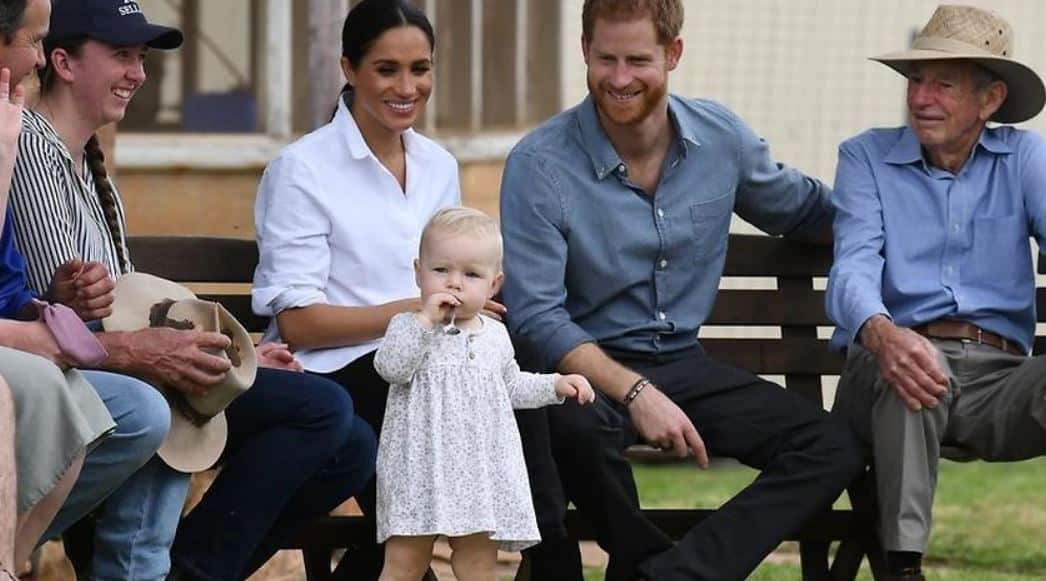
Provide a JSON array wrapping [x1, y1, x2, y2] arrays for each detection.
[[558, 0, 1046, 184]]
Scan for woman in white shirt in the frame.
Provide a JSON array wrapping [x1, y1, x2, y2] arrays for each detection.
[[253, 0, 502, 577]]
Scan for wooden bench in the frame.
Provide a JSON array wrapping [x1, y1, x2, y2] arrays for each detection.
[[127, 233, 1046, 581]]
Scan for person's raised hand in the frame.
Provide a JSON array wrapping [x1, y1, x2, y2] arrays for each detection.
[[0, 67, 25, 157], [417, 292, 460, 328]]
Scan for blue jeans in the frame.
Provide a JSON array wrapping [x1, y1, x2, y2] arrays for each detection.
[[43, 370, 184, 581], [171, 368, 377, 581]]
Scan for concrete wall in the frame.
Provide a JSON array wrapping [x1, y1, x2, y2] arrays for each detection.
[[119, 161, 504, 238]]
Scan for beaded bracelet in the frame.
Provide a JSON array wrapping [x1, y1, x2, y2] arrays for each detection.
[[623, 377, 651, 406]]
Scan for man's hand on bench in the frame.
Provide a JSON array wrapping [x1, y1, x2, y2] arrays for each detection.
[[628, 384, 710, 469]]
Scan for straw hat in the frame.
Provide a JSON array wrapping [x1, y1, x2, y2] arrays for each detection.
[[102, 273, 257, 473], [872, 4, 1045, 123]]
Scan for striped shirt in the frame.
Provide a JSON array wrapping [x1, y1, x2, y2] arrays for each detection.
[[9, 109, 131, 295]]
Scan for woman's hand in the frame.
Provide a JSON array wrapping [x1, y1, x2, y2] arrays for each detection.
[[255, 342, 304, 372], [481, 298, 507, 321]]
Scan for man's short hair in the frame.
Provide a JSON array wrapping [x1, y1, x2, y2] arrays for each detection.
[[582, 0, 683, 46], [0, 0, 27, 45]]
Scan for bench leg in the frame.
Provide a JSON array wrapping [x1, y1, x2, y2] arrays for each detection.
[[302, 548, 334, 581], [844, 467, 890, 581], [830, 538, 865, 581], [799, 540, 831, 581]]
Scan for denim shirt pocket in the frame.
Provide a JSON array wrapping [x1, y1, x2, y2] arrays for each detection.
[[690, 193, 734, 264]]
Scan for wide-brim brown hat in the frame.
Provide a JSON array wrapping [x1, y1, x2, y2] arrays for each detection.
[[871, 4, 1045, 124], [102, 273, 257, 473]]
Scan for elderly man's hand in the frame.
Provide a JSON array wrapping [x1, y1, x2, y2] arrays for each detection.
[[125, 327, 233, 395], [48, 260, 115, 321], [860, 315, 949, 411], [627, 384, 710, 469]]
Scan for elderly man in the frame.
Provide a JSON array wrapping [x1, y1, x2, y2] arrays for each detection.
[[500, 1, 863, 579], [828, 5, 1046, 580]]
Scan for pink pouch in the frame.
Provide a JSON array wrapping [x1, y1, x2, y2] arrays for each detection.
[[32, 300, 109, 367]]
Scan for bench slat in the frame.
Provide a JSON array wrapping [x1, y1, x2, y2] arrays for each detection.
[[197, 294, 270, 334], [722, 236, 833, 277], [128, 236, 258, 283], [703, 338, 844, 375], [708, 289, 830, 325]]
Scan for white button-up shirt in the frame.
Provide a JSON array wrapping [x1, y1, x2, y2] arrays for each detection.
[[253, 98, 461, 372]]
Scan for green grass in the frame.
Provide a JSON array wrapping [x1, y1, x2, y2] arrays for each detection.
[[608, 458, 1046, 580]]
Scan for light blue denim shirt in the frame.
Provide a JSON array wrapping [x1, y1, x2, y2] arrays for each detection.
[[500, 95, 832, 372], [826, 125, 1046, 353]]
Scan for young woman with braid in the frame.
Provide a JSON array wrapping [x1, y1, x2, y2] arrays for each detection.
[[7, 2, 378, 580]]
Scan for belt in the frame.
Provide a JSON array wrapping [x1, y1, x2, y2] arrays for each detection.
[[911, 320, 1025, 356]]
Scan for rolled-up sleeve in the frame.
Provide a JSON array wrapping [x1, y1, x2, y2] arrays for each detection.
[[500, 149, 595, 372], [825, 140, 890, 347], [252, 152, 332, 316], [730, 110, 833, 241]]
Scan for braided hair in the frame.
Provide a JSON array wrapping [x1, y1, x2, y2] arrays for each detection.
[[38, 36, 131, 274], [84, 133, 130, 273]]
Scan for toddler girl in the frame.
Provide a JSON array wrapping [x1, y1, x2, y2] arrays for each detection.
[[374, 207, 594, 581]]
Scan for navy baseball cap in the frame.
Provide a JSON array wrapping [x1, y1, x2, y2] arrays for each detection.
[[47, 0, 184, 50]]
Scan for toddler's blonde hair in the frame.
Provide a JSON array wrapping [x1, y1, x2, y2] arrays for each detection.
[[419, 206, 503, 268]]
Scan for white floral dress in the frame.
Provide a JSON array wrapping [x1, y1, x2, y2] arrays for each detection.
[[373, 312, 562, 551]]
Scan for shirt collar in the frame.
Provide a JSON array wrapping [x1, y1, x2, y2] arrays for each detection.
[[22, 109, 76, 164], [885, 125, 1013, 166], [577, 95, 623, 180], [576, 95, 699, 181], [335, 94, 427, 162], [667, 96, 702, 153]]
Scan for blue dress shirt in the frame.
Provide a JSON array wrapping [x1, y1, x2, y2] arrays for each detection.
[[827, 125, 1046, 353], [0, 210, 36, 319], [501, 95, 832, 372]]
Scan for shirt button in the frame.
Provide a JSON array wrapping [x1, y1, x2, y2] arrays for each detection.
[[469, 352, 476, 360], [617, 163, 626, 173], [659, 259, 668, 269], [658, 311, 667, 320], [953, 224, 961, 233], [657, 208, 665, 218]]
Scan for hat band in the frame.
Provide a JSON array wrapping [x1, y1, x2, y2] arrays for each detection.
[[912, 36, 999, 58]]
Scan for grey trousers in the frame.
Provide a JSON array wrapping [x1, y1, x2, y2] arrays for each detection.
[[834, 339, 1046, 552]]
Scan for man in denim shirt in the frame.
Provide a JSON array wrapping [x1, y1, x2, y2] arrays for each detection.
[[828, 6, 1046, 581], [500, 1, 862, 579]]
